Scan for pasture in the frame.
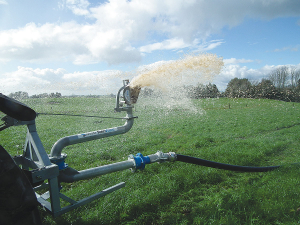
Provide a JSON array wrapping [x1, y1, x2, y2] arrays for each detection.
[[1, 96, 300, 224]]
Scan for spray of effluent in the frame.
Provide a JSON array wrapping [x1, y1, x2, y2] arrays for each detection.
[[129, 53, 224, 114]]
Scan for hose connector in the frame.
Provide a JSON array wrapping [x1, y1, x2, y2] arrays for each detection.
[[128, 151, 176, 172], [148, 151, 177, 163], [128, 153, 151, 172]]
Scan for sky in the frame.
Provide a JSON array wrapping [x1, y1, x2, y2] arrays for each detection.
[[0, 0, 300, 96]]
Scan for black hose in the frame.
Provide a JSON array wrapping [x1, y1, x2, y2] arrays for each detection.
[[176, 154, 280, 172]]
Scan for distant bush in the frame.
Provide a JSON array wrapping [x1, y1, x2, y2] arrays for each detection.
[[31, 92, 62, 98], [225, 78, 252, 98], [8, 91, 29, 100]]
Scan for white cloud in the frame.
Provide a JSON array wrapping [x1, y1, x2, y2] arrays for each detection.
[[194, 40, 225, 52], [0, 22, 142, 65], [0, 22, 87, 62], [224, 58, 254, 65], [214, 64, 265, 91], [59, 0, 90, 15], [0, 66, 128, 96], [273, 45, 299, 52], [66, 0, 90, 16], [0, 67, 65, 95], [215, 63, 300, 91], [140, 39, 225, 53], [0, 0, 300, 65], [140, 38, 191, 53], [0, 0, 7, 5], [61, 70, 125, 94]]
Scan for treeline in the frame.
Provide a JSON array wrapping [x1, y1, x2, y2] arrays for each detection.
[[224, 66, 300, 102], [8, 91, 62, 100], [139, 83, 221, 99], [7, 91, 116, 100]]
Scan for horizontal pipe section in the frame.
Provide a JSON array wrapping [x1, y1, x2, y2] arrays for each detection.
[[58, 151, 176, 183], [73, 160, 135, 181], [59, 160, 135, 183]]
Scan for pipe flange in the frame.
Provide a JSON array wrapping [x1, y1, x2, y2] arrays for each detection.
[[128, 154, 136, 172]]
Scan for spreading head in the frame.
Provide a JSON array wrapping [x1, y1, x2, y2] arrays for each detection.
[[122, 80, 141, 105], [129, 85, 141, 104]]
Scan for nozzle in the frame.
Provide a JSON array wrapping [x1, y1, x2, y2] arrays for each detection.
[[129, 85, 141, 104], [116, 80, 141, 111]]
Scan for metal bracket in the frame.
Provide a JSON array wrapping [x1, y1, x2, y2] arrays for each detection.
[[35, 182, 126, 218]]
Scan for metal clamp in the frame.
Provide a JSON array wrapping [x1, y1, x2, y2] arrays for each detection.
[[49, 153, 68, 170]]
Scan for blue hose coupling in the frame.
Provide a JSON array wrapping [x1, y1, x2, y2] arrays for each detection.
[[130, 153, 150, 171]]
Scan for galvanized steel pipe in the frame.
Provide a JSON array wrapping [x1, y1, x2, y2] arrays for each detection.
[[50, 111, 134, 158]]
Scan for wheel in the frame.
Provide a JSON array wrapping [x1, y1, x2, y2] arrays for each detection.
[[0, 145, 43, 225]]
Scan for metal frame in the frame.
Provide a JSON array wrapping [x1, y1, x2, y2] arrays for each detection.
[[3, 80, 133, 217], [3, 80, 176, 217]]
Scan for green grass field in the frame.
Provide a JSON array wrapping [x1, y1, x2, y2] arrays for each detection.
[[1, 96, 300, 224]]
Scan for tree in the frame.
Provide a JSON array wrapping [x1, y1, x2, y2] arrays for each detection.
[[268, 66, 289, 89], [290, 66, 300, 89], [49, 92, 62, 98], [193, 83, 206, 99], [253, 79, 279, 99], [205, 83, 220, 98], [225, 78, 252, 98], [8, 91, 29, 100], [186, 83, 220, 99], [184, 85, 197, 98]]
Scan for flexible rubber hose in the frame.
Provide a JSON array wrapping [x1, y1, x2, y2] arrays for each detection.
[[176, 154, 280, 172]]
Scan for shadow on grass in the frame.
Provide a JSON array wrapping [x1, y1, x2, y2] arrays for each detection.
[[40, 210, 107, 225]]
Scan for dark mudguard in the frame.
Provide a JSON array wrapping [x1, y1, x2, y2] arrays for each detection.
[[0, 145, 42, 225], [0, 93, 36, 121]]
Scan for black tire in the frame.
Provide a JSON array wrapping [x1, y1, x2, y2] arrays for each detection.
[[0, 145, 43, 225]]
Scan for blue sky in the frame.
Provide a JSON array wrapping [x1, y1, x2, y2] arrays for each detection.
[[0, 0, 300, 95]]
